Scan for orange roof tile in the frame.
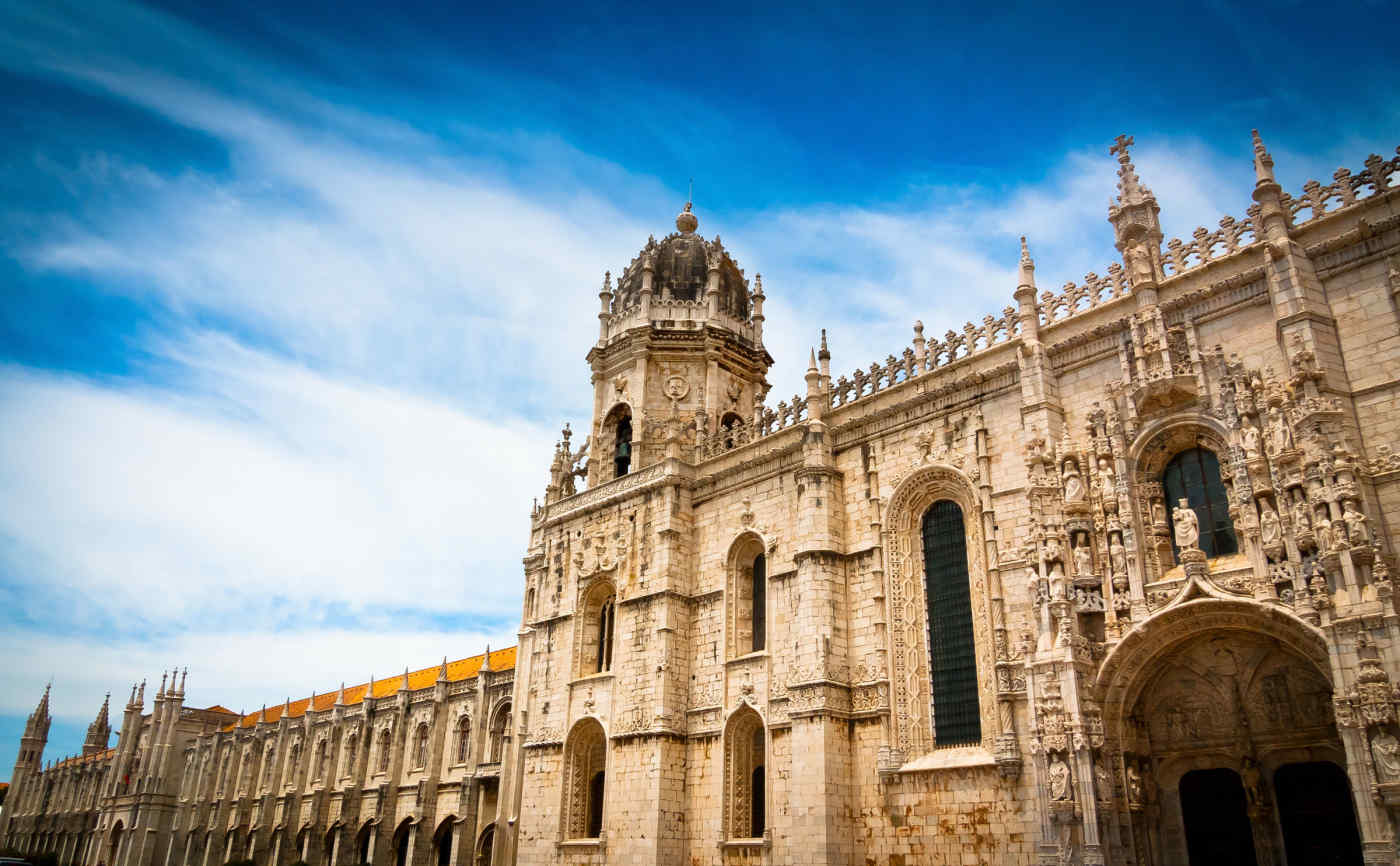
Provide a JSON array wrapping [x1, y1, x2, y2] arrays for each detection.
[[50, 748, 115, 770], [226, 646, 515, 731]]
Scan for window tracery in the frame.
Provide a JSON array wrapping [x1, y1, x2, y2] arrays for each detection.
[[722, 707, 766, 840], [726, 534, 767, 657], [561, 718, 607, 840], [454, 715, 472, 765]]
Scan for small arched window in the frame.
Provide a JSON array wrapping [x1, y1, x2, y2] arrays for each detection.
[[1163, 447, 1237, 559], [562, 719, 607, 840], [922, 500, 980, 746], [728, 537, 767, 657], [314, 739, 328, 781], [284, 742, 300, 785], [412, 724, 430, 769], [723, 707, 766, 840], [377, 728, 392, 773], [579, 581, 617, 676], [454, 715, 472, 764], [489, 704, 511, 764]]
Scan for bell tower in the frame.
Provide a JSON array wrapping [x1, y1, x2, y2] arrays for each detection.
[[584, 201, 772, 485]]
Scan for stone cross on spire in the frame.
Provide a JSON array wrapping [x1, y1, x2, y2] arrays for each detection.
[[1110, 134, 1153, 206]]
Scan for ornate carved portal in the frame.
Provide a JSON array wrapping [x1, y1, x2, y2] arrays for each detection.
[[1098, 605, 1356, 866], [883, 465, 994, 758]]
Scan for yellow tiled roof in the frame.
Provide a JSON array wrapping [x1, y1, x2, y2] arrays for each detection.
[[227, 646, 516, 731]]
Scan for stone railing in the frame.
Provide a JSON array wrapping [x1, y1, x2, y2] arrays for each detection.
[[1039, 265, 1132, 322], [1283, 148, 1399, 226], [1160, 210, 1260, 278]]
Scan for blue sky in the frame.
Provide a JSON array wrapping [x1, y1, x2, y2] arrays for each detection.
[[1, 0, 1396, 778]]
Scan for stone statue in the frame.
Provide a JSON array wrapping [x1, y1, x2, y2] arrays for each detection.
[[1096, 457, 1115, 497], [1332, 519, 1350, 550], [1109, 536, 1128, 576], [1316, 518, 1334, 552], [1266, 406, 1293, 455], [1026, 566, 1042, 606], [1043, 536, 1063, 565], [1126, 764, 1143, 804], [1259, 501, 1281, 547], [1344, 500, 1370, 545], [1173, 499, 1199, 550], [1063, 459, 1086, 502], [1240, 415, 1262, 459], [1073, 539, 1094, 576], [1291, 495, 1312, 531], [1240, 757, 1263, 809], [1048, 756, 1072, 800], [1372, 731, 1400, 781]]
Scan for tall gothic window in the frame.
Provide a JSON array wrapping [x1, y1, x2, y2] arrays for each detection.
[[314, 739, 329, 781], [454, 715, 472, 764], [341, 733, 357, 778], [728, 536, 767, 657], [595, 597, 615, 672], [412, 723, 430, 769], [284, 742, 301, 786], [562, 719, 607, 840], [1163, 448, 1237, 559], [489, 704, 511, 764], [921, 500, 980, 746], [723, 707, 766, 840], [377, 728, 392, 773]]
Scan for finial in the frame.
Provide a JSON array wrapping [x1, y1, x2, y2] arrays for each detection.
[[1109, 133, 1152, 205], [400, 667, 410, 690], [818, 329, 830, 361], [753, 273, 764, 297], [808, 347, 818, 373], [1251, 129, 1276, 185], [601, 271, 612, 294], [482, 644, 493, 672], [158, 671, 167, 698], [913, 320, 924, 338], [335, 682, 346, 705], [1019, 235, 1032, 265], [676, 199, 698, 234]]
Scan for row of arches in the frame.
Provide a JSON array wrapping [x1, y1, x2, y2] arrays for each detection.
[[151, 815, 497, 866]]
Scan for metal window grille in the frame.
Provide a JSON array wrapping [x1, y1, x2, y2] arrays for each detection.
[[921, 500, 981, 746], [1163, 448, 1237, 559]]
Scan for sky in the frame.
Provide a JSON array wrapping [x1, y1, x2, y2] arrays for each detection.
[[1, 0, 1397, 778]]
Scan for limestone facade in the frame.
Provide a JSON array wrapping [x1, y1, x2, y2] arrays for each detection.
[[4, 132, 1400, 866]]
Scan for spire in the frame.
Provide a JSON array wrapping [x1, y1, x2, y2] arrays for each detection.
[[136, 679, 145, 707], [335, 682, 346, 706], [157, 670, 167, 700], [807, 347, 818, 374], [437, 656, 449, 683], [83, 693, 112, 755], [1251, 129, 1277, 187], [400, 667, 410, 691], [1109, 133, 1154, 207], [23, 683, 52, 745], [481, 645, 493, 672], [1018, 236, 1036, 287]]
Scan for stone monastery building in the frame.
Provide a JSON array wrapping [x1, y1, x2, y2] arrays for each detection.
[[5, 133, 1400, 866]]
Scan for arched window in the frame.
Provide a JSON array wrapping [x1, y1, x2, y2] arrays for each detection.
[[921, 500, 980, 746], [454, 715, 472, 764], [489, 704, 511, 764], [596, 597, 615, 672], [284, 741, 301, 785], [261, 745, 275, 789], [1163, 447, 1237, 559], [314, 739, 329, 781], [578, 581, 617, 676], [614, 416, 632, 477], [723, 708, 766, 840], [412, 723, 430, 769], [377, 728, 392, 773], [728, 536, 767, 657], [561, 719, 607, 840], [341, 733, 357, 779]]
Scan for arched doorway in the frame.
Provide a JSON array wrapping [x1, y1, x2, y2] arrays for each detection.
[[391, 820, 413, 866], [1180, 768, 1256, 865], [473, 824, 494, 866], [432, 817, 455, 866], [355, 822, 374, 866], [1274, 761, 1363, 865], [108, 821, 124, 865]]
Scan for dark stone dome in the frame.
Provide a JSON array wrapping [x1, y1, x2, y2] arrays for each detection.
[[612, 205, 752, 320]]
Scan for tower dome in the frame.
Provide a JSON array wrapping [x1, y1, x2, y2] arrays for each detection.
[[610, 203, 752, 319]]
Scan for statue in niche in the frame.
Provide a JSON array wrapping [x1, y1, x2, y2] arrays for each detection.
[[1316, 518, 1334, 552], [1266, 406, 1293, 455], [1259, 501, 1281, 547], [1173, 499, 1199, 550], [1109, 535, 1128, 576], [1073, 537, 1094, 576], [1126, 764, 1143, 804], [1048, 756, 1072, 800], [1343, 500, 1370, 545], [1240, 415, 1262, 460], [1372, 731, 1400, 781], [1043, 536, 1063, 566], [1095, 761, 1112, 798], [1096, 457, 1116, 498], [1151, 499, 1167, 526], [1026, 566, 1042, 605], [1063, 459, 1086, 502], [1291, 494, 1312, 531]]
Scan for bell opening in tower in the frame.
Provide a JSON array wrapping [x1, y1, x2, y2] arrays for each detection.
[[614, 416, 632, 477]]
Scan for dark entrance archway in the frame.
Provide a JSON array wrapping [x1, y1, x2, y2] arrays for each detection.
[[1274, 761, 1363, 865], [1180, 768, 1257, 866]]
